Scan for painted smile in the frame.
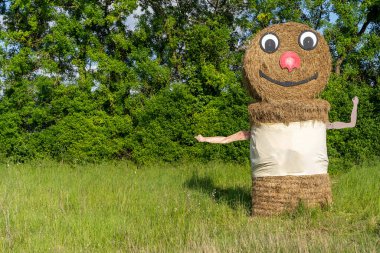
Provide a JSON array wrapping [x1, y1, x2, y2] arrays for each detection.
[[259, 70, 318, 87]]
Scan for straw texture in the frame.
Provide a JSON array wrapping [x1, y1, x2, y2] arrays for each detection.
[[248, 99, 330, 125], [243, 22, 332, 102], [244, 22, 333, 216], [252, 174, 332, 216]]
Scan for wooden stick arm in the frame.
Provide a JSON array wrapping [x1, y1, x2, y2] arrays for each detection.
[[327, 96, 358, 130], [195, 131, 250, 144]]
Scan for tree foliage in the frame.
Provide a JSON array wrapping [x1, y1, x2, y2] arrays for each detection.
[[0, 0, 379, 166]]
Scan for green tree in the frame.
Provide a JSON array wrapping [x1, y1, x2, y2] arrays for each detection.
[[0, 0, 378, 166], [322, 0, 380, 170], [0, 0, 139, 161]]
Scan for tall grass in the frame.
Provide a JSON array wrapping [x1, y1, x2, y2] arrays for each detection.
[[0, 160, 379, 252]]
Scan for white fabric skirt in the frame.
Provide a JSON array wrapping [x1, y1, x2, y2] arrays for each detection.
[[250, 120, 328, 177]]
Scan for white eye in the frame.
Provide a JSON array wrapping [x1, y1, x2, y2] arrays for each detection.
[[298, 31, 318, 50], [260, 33, 279, 53]]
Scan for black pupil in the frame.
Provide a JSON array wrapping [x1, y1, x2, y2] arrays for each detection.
[[265, 39, 276, 52], [303, 37, 314, 49]]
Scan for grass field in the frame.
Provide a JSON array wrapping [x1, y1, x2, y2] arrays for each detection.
[[0, 160, 379, 252]]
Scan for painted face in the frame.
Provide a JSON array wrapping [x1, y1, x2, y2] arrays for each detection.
[[243, 22, 332, 101]]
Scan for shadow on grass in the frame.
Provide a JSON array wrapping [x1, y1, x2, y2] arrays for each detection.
[[184, 173, 252, 215]]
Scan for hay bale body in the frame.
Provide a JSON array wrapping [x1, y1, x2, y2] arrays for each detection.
[[252, 174, 332, 216], [242, 22, 333, 216], [248, 99, 330, 125], [250, 120, 328, 177]]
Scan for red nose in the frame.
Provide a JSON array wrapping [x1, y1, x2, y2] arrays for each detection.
[[280, 51, 301, 72]]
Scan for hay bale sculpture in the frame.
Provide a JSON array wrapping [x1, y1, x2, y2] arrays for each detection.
[[196, 22, 359, 216]]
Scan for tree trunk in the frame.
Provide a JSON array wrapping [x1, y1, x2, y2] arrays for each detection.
[[335, 57, 344, 75]]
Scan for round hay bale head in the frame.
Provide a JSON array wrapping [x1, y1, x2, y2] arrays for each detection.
[[243, 22, 331, 102]]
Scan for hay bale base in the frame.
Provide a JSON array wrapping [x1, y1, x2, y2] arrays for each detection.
[[252, 174, 332, 216]]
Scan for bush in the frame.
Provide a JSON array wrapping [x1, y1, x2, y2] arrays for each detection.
[[323, 75, 380, 172]]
